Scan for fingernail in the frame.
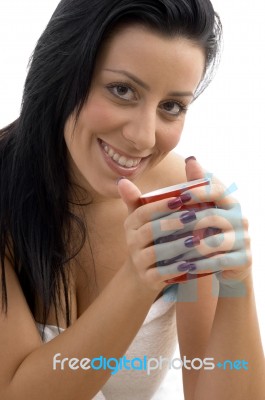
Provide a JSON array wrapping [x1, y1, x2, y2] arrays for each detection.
[[184, 235, 200, 248], [180, 210, 196, 224], [185, 156, 197, 164], [180, 193, 192, 203], [116, 176, 126, 185], [168, 197, 183, 210], [178, 262, 197, 272]]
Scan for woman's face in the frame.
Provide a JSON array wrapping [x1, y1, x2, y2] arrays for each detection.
[[64, 25, 205, 200]]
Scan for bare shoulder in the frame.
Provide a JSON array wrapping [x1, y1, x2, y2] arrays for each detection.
[[137, 152, 187, 194]]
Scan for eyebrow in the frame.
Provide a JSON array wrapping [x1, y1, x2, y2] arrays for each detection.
[[104, 68, 194, 98]]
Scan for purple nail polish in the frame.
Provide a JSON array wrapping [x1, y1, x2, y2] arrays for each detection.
[[180, 210, 196, 224], [184, 235, 200, 248], [185, 156, 197, 164], [180, 193, 192, 203], [168, 197, 183, 210], [178, 262, 197, 272]]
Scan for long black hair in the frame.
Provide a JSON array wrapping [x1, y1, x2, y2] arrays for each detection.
[[0, 0, 222, 329]]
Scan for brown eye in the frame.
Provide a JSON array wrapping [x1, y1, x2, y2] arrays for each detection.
[[107, 84, 136, 101], [160, 101, 187, 117], [162, 101, 180, 115], [116, 86, 129, 96]]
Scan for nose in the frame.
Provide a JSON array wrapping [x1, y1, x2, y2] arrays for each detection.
[[122, 108, 157, 151]]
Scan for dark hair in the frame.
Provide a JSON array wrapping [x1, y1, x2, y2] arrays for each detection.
[[0, 0, 222, 330]]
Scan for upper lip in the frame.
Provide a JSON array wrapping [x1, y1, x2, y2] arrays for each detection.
[[99, 139, 151, 160]]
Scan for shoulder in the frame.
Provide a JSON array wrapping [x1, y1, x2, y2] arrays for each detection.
[[137, 151, 187, 194]]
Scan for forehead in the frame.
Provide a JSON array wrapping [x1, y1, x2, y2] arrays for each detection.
[[95, 25, 205, 91]]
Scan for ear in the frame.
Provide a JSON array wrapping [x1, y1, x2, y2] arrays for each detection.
[[117, 178, 142, 214]]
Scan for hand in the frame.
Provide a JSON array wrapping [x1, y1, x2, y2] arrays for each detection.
[[117, 178, 202, 291], [117, 158, 252, 294], [182, 157, 252, 293]]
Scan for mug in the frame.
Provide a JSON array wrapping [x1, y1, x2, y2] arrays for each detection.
[[138, 178, 218, 283]]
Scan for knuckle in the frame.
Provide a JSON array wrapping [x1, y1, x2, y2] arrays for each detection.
[[244, 234, 251, 247], [246, 249, 253, 266], [202, 207, 216, 219], [242, 217, 249, 230], [146, 268, 163, 287], [137, 268, 146, 281], [143, 246, 155, 266], [242, 251, 250, 266], [128, 247, 145, 269], [139, 223, 153, 242], [126, 235, 136, 251], [208, 213, 221, 227], [217, 254, 227, 268], [134, 206, 145, 223], [214, 183, 225, 199], [123, 218, 131, 231]]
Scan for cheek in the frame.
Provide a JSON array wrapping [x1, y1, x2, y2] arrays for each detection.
[[157, 121, 184, 152], [83, 98, 122, 132]]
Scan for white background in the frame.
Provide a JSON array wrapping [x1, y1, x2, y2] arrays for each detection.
[[0, 1, 264, 397], [179, 0, 265, 347]]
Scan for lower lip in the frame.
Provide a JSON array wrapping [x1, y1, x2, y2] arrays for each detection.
[[98, 139, 148, 178]]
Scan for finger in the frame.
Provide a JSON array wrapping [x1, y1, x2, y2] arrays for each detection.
[[117, 178, 142, 214], [181, 182, 239, 209], [125, 194, 185, 230], [184, 230, 248, 260], [185, 156, 205, 181], [187, 248, 250, 274], [140, 209, 196, 246], [135, 234, 199, 268], [156, 260, 197, 277], [188, 207, 243, 233], [152, 207, 240, 244], [144, 262, 188, 285], [157, 227, 248, 267], [154, 234, 201, 263], [148, 207, 240, 249], [152, 248, 249, 285], [185, 157, 240, 209], [129, 216, 185, 251]]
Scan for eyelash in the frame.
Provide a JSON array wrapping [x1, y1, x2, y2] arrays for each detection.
[[106, 82, 137, 101], [160, 101, 188, 117], [106, 82, 188, 117]]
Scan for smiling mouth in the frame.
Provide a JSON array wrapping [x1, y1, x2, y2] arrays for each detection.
[[99, 139, 144, 169]]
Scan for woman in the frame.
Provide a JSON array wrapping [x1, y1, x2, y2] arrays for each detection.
[[0, 0, 264, 399]]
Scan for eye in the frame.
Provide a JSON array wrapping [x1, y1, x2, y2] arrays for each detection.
[[106, 83, 136, 101], [160, 101, 188, 117]]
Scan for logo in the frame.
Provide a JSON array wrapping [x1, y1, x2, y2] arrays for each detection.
[[52, 354, 248, 375]]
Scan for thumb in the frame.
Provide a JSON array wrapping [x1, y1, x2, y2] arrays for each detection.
[[117, 178, 142, 214], [185, 156, 205, 181]]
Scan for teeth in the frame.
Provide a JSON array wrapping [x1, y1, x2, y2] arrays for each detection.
[[101, 141, 141, 168], [108, 148, 115, 157], [125, 160, 134, 168], [118, 156, 127, 166], [113, 153, 120, 162]]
